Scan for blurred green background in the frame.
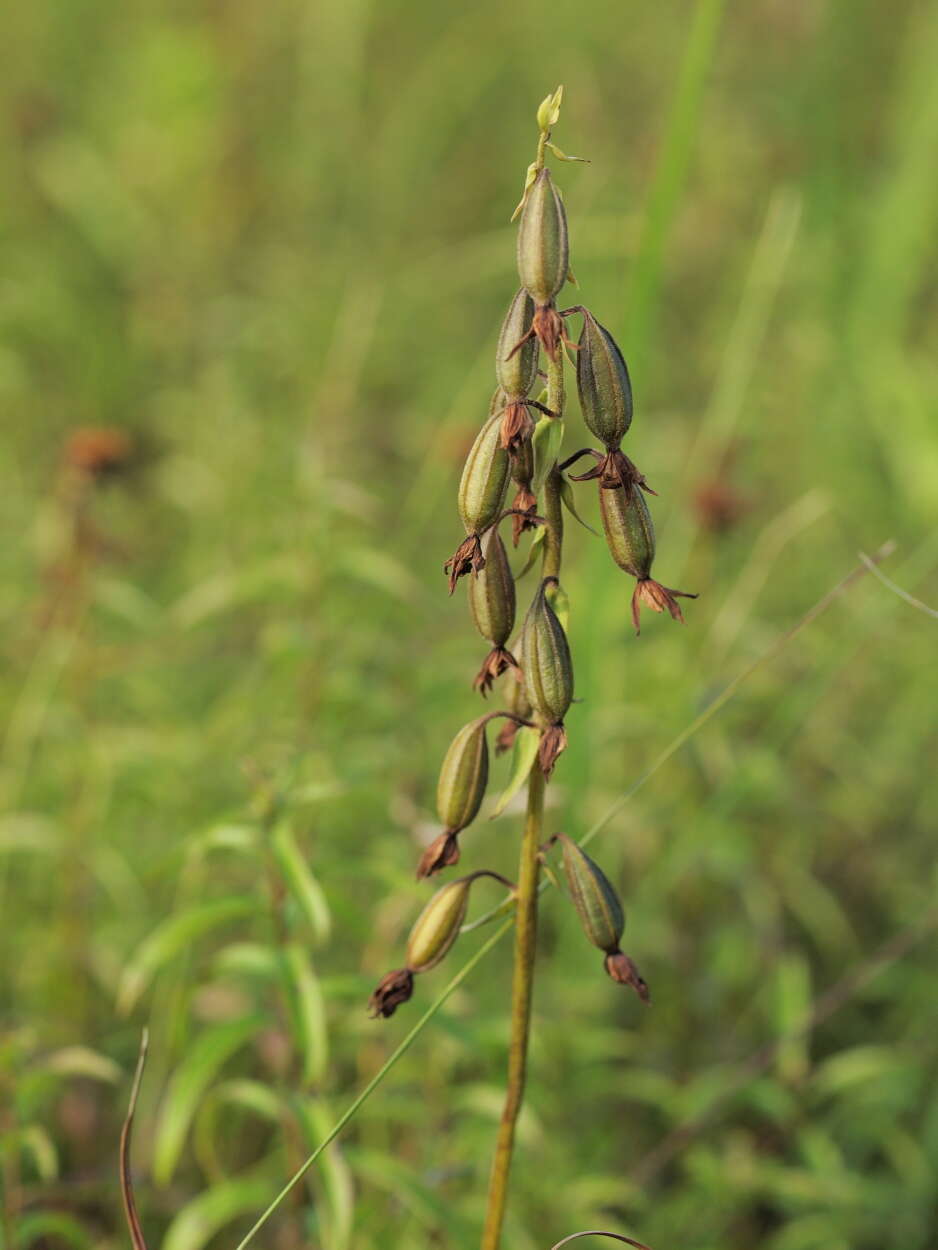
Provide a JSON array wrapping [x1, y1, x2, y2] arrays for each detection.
[[2, 2, 937, 1249]]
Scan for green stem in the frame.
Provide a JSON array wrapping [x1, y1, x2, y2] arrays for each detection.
[[480, 765, 544, 1250]]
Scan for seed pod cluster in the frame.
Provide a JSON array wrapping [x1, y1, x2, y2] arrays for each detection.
[[521, 578, 573, 776], [554, 834, 649, 1003]]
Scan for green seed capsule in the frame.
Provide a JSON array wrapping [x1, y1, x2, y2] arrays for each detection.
[[599, 481, 654, 580], [458, 413, 510, 536], [557, 834, 625, 954], [576, 310, 633, 447], [468, 529, 515, 647], [405, 877, 473, 972], [436, 716, 490, 833], [496, 288, 538, 400], [517, 169, 569, 306], [521, 578, 573, 725]]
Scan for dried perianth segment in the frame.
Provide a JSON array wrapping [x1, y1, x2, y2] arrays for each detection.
[[599, 480, 696, 633]]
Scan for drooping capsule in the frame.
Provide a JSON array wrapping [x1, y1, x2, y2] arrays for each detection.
[[557, 835, 624, 954], [576, 310, 633, 448], [599, 485, 697, 634], [553, 833, 649, 1003], [444, 413, 511, 593], [437, 716, 490, 835], [405, 876, 475, 972], [368, 872, 515, 1018], [468, 529, 518, 695], [512, 169, 576, 362], [521, 578, 573, 776]]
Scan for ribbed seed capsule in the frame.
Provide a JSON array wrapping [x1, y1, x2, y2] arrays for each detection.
[[405, 877, 473, 972], [496, 288, 538, 401], [600, 484, 697, 633], [521, 578, 573, 776], [600, 476, 654, 580], [557, 834, 624, 953], [552, 833, 649, 1003], [521, 578, 573, 725], [576, 310, 633, 448], [469, 529, 515, 648], [444, 412, 511, 593], [457, 413, 510, 536], [436, 715, 490, 834], [517, 169, 569, 306], [469, 530, 518, 695]]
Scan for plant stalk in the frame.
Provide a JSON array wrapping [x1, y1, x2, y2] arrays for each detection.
[[480, 763, 544, 1250], [481, 347, 565, 1250]]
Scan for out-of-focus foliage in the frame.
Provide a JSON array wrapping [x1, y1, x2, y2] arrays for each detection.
[[1, 2, 937, 1249]]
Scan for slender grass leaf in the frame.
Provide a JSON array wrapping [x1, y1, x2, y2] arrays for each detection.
[[163, 1171, 274, 1250], [270, 821, 332, 946], [153, 1017, 263, 1186], [294, 1099, 354, 1250], [117, 897, 256, 1015], [281, 945, 328, 1086], [17, 1213, 93, 1250], [37, 1046, 121, 1084]]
